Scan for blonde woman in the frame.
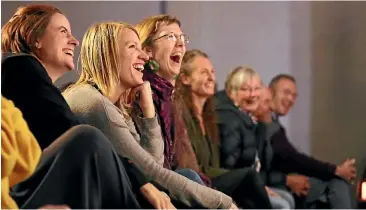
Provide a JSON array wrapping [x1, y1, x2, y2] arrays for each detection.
[[215, 66, 295, 208], [63, 22, 236, 209]]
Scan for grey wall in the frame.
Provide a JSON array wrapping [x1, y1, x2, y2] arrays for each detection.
[[2, 1, 366, 188]]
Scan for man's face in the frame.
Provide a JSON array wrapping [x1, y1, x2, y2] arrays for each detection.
[[255, 87, 273, 117], [272, 78, 297, 116]]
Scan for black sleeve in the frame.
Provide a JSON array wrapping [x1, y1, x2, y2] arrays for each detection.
[[1, 54, 81, 149], [217, 111, 244, 169], [271, 127, 336, 180]]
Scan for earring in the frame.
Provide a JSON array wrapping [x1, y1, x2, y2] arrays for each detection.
[[144, 58, 159, 73]]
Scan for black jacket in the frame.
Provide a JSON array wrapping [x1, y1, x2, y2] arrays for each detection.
[[215, 90, 286, 187], [215, 90, 258, 168]]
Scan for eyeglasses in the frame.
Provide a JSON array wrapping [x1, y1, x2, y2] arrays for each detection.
[[153, 33, 190, 44]]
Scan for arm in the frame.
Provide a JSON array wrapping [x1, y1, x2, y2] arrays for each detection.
[[1, 55, 81, 149], [271, 127, 336, 179], [132, 105, 164, 166], [1, 97, 42, 209], [217, 116, 243, 169], [64, 90, 233, 209]]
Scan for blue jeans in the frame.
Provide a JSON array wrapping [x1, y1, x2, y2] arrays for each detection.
[[270, 187, 295, 209], [175, 169, 205, 185], [304, 177, 352, 208]]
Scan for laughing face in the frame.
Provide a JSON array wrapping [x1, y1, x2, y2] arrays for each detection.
[[272, 78, 297, 116], [182, 55, 216, 98], [35, 13, 79, 75], [145, 23, 186, 83], [118, 28, 149, 88], [237, 75, 262, 113]]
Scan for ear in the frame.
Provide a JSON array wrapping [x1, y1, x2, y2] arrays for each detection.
[[35, 41, 40, 49], [142, 46, 153, 58], [180, 74, 191, 86]]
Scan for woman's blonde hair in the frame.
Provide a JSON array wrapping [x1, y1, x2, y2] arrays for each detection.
[[135, 14, 181, 48], [73, 21, 138, 119], [225, 66, 259, 95]]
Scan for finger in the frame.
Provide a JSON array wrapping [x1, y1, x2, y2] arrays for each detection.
[[160, 197, 168, 209], [349, 158, 356, 164], [130, 85, 144, 103], [166, 200, 176, 210]]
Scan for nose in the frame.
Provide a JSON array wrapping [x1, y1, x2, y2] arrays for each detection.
[[288, 94, 296, 104], [69, 35, 79, 47], [175, 37, 185, 48], [208, 72, 216, 82], [138, 49, 149, 63]]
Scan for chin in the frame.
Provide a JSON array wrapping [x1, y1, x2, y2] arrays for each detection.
[[170, 68, 180, 76]]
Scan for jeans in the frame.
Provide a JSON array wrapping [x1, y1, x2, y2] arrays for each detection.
[[175, 168, 205, 185], [270, 187, 295, 209]]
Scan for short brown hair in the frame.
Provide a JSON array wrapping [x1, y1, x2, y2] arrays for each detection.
[[135, 14, 181, 48], [1, 4, 62, 54], [269, 74, 296, 91]]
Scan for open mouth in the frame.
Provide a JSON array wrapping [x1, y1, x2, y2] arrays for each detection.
[[63, 49, 74, 57], [133, 64, 144, 72], [170, 52, 182, 64]]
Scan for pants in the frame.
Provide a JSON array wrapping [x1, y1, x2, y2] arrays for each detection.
[[297, 177, 352, 209], [176, 168, 205, 185], [211, 168, 272, 209], [270, 187, 295, 209], [10, 125, 141, 209]]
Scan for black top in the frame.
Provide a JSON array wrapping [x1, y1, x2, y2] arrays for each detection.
[[214, 90, 257, 168], [271, 125, 337, 180], [1, 53, 81, 149], [1, 53, 149, 187]]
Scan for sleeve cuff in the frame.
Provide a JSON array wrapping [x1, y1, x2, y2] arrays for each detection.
[[137, 114, 160, 130]]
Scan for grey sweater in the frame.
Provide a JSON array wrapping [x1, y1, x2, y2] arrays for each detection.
[[63, 84, 232, 209]]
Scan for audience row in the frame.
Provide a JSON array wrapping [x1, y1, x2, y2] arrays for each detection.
[[1, 4, 357, 209]]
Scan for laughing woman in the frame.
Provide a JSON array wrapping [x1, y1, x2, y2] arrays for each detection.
[[174, 49, 273, 209], [135, 14, 209, 186], [63, 22, 236, 209]]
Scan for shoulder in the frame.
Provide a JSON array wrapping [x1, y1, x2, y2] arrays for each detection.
[[2, 53, 46, 76], [63, 84, 128, 128]]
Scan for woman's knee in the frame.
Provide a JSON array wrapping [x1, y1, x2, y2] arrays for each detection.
[[62, 125, 111, 153], [270, 196, 292, 209]]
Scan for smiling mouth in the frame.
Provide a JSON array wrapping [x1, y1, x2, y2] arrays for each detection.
[[133, 64, 144, 72], [64, 49, 74, 57]]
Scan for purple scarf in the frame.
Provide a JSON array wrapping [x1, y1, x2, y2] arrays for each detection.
[[143, 68, 176, 169]]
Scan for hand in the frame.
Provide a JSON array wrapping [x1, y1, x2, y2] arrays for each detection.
[[286, 174, 310, 197], [129, 82, 155, 118], [229, 203, 239, 210], [336, 158, 357, 182], [257, 112, 272, 123], [265, 186, 280, 197], [140, 183, 176, 209], [39, 205, 70, 209]]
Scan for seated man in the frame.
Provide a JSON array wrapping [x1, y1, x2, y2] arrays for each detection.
[[268, 74, 356, 208]]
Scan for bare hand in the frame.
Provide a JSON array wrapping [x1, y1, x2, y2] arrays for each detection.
[[129, 82, 155, 118], [229, 203, 239, 210], [336, 158, 357, 182], [265, 186, 280, 197], [39, 205, 70, 209], [286, 174, 310, 196], [140, 183, 176, 209]]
